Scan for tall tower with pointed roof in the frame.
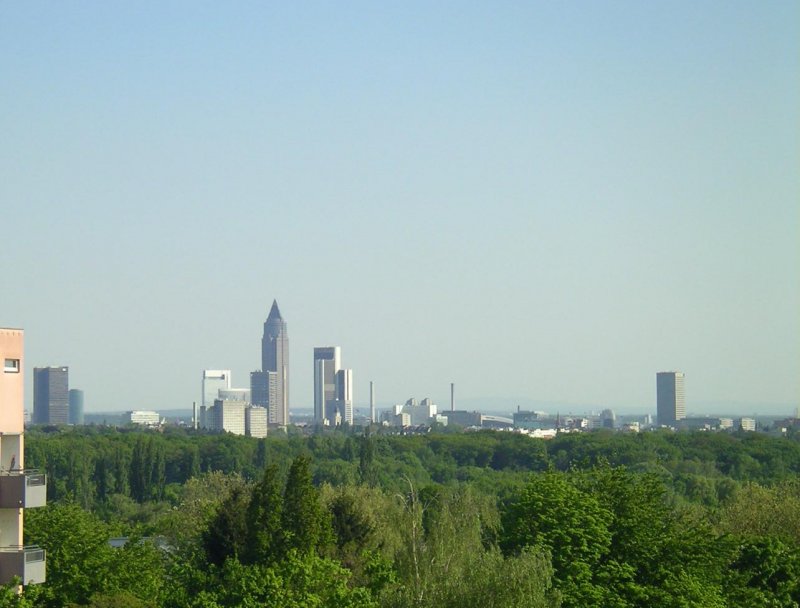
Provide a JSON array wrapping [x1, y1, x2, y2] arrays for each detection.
[[261, 300, 289, 426]]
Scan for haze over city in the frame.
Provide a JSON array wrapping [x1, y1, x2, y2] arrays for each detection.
[[2, 3, 797, 415]]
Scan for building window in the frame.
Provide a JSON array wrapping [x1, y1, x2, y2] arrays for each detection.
[[3, 359, 20, 373]]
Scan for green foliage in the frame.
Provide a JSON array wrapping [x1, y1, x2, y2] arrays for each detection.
[[385, 481, 558, 608], [501, 468, 733, 607], [724, 537, 800, 607], [24, 503, 165, 607], [502, 472, 611, 607], [243, 464, 284, 565], [156, 471, 248, 554], [282, 454, 333, 556], [202, 486, 250, 566], [22, 426, 800, 608], [163, 553, 376, 608], [717, 480, 800, 544]]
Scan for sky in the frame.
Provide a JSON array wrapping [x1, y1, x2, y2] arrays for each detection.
[[1, 2, 798, 415]]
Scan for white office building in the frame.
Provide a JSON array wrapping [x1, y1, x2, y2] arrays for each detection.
[[128, 410, 161, 426], [245, 406, 268, 438], [203, 370, 231, 408], [383, 397, 443, 427], [207, 399, 246, 435]]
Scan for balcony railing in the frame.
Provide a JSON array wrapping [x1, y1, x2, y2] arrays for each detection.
[[0, 470, 47, 508], [0, 545, 46, 585]]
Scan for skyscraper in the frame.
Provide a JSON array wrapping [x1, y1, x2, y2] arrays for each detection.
[[261, 300, 289, 426], [334, 368, 353, 425], [33, 366, 69, 425], [202, 370, 231, 408], [313, 347, 341, 423], [657, 371, 685, 426], [68, 389, 84, 425], [313, 346, 353, 426]]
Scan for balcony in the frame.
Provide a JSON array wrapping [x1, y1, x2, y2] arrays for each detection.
[[0, 471, 47, 508], [0, 546, 46, 585]]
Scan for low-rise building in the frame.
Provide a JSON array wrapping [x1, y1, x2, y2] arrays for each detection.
[[441, 410, 482, 428], [128, 410, 161, 426], [738, 417, 756, 432], [382, 398, 444, 427]]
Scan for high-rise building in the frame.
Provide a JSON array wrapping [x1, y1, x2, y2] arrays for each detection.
[[313, 346, 354, 426], [0, 328, 47, 584], [334, 368, 353, 425], [369, 381, 375, 424], [250, 370, 278, 421], [202, 370, 231, 408], [313, 347, 341, 423], [33, 366, 69, 425], [261, 300, 289, 426], [68, 389, 84, 425], [656, 371, 685, 426]]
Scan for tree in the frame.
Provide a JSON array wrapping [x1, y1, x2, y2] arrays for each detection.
[[164, 553, 377, 608], [202, 486, 251, 566], [129, 438, 149, 503], [243, 464, 284, 565], [24, 503, 164, 607], [501, 472, 612, 607], [359, 432, 377, 486], [385, 481, 558, 608], [724, 537, 800, 607], [281, 454, 331, 556], [156, 471, 249, 554]]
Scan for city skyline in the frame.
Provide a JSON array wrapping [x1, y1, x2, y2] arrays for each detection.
[[2, 3, 797, 414]]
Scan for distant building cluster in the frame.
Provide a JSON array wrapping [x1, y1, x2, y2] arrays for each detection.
[[381, 398, 448, 427], [24, 299, 775, 439], [198, 301, 364, 434], [196, 370, 267, 438], [193, 300, 290, 437]]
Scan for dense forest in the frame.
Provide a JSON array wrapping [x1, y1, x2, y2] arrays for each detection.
[[4, 426, 800, 607]]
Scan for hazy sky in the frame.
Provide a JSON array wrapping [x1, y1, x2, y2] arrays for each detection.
[[2, 2, 797, 415]]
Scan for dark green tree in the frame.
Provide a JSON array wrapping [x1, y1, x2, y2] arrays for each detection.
[[129, 438, 149, 503], [149, 441, 166, 501], [244, 464, 284, 565], [282, 454, 331, 555], [112, 447, 130, 496], [255, 438, 268, 469], [202, 486, 251, 566], [359, 432, 377, 486], [725, 537, 800, 607]]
